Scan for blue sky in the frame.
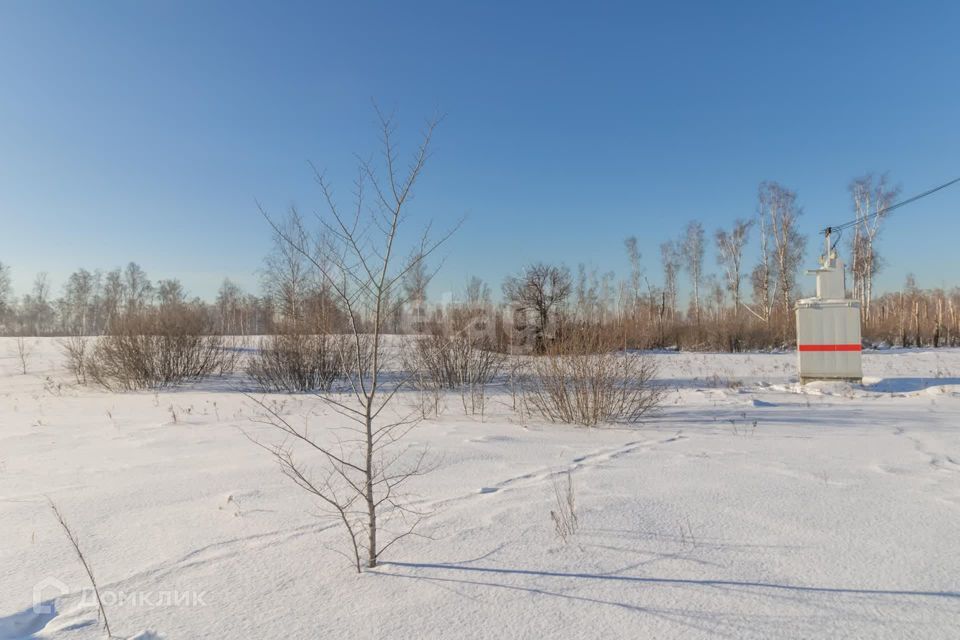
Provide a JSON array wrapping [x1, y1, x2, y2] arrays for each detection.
[[1, 1, 958, 302]]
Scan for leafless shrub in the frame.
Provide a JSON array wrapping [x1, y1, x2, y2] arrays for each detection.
[[48, 499, 113, 639], [550, 470, 578, 543], [406, 313, 503, 389], [403, 309, 505, 415], [60, 335, 91, 384], [706, 372, 742, 389], [86, 307, 238, 391], [462, 379, 488, 419], [247, 325, 350, 393], [406, 351, 444, 420], [413, 382, 444, 419], [522, 328, 663, 427]]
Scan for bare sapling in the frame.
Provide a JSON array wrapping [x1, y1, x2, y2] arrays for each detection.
[[15, 336, 33, 375], [251, 106, 459, 571], [48, 499, 113, 639]]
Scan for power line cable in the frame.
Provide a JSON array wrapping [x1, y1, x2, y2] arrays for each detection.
[[823, 175, 960, 236]]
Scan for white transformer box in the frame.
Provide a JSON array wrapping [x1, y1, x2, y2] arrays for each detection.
[[795, 248, 862, 384]]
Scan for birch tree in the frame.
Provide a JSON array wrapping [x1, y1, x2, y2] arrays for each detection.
[[659, 241, 681, 321], [123, 262, 153, 313], [681, 221, 705, 325], [62, 268, 98, 335], [402, 255, 430, 332], [715, 218, 752, 316], [216, 279, 245, 335], [757, 181, 805, 321], [0, 262, 13, 330], [624, 236, 643, 315], [465, 276, 491, 307], [261, 209, 313, 323], [101, 269, 124, 327], [848, 173, 899, 321], [750, 208, 774, 324], [157, 279, 186, 308], [22, 273, 54, 335]]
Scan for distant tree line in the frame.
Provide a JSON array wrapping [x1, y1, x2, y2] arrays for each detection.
[[2, 172, 958, 349], [0, 261, 275, 337]]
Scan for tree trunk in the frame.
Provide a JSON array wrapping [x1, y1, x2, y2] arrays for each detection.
[[365, 405, 377, 568]]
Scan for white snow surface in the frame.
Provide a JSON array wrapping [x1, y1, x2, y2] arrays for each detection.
[[1, 338, 959, 639]]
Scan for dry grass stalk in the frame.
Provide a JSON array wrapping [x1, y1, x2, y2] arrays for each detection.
[[48, 499, 113, 638], [550, 470, 578, 543]]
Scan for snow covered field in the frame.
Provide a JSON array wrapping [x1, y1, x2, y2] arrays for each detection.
[[1, 338, 959, 639]]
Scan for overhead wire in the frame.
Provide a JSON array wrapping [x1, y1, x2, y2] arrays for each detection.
[[822, 176, 960, 236]]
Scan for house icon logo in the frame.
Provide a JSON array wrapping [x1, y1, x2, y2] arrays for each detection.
[[32, 577, 69, 614]]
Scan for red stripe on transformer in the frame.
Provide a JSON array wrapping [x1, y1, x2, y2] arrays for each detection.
[[798, 344, 862, 352]]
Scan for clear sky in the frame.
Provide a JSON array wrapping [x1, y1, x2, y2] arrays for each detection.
[[1, 0, 958, 303]]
